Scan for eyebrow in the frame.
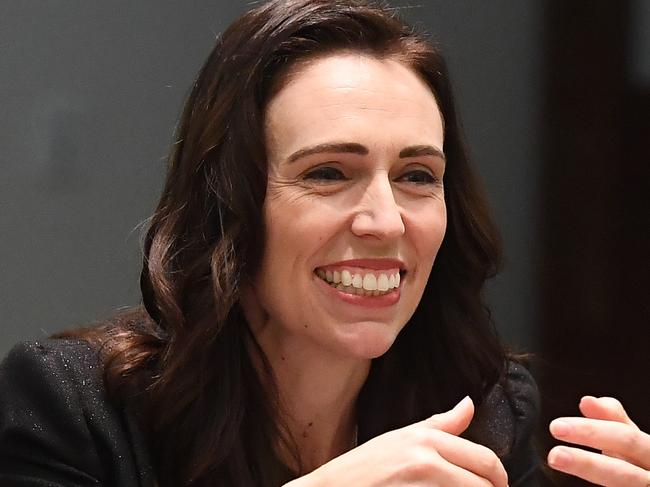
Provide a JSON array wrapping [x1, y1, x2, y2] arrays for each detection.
[[286, 142, 445, 164], [399, 145, 446, 159]]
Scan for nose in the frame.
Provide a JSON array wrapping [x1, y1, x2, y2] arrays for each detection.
[[350, 173, 405, 240]]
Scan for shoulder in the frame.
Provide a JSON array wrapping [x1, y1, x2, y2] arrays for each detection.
[[503, 361, 539, 416], [502, 361, 540, 449], [0, 339, 154, 486], [0, 339, 104, 423], [466, 361, 541, 486], [0, 339, 109, 426], [467, 361, 539, 454], [1, 338, 101, 386]]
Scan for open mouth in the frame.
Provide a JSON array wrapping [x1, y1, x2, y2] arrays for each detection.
[[314, 267, 404, 297]]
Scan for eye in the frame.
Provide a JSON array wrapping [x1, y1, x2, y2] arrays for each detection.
[[303, 166, 347, 182], [396, 169, 439, 185]]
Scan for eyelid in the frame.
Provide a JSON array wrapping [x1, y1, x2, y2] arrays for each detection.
[[396, 163, 440, 181], [396, 171, 438, 185], [402, 161, 437, 171]]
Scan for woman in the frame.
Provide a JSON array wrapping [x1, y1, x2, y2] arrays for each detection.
[[0, 1, 647, 486]]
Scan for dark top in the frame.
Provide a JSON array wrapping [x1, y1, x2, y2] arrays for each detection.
[[0, 340, 541, 486]]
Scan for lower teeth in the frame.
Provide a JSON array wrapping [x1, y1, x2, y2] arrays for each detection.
[[329, 281, 390, 297]]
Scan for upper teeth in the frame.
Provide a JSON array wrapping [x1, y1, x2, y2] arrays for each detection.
[[316, 269, 400, 291]]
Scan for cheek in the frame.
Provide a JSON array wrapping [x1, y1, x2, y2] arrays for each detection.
[[260, 194, 330, 284], [409, 203, 447, 268], [264, 188, 345, 248]]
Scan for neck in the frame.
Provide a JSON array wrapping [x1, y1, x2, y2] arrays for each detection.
[[248, 326, 370, 473]]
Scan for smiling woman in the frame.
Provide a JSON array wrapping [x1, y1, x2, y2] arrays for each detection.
[[248, 54, 448, 365], [1, 1, 544, 486]]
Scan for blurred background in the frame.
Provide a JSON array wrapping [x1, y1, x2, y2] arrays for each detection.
[[1, 2, 648, 485]]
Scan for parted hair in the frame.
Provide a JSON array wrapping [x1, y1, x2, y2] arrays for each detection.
[[56, 0, 506, 485]]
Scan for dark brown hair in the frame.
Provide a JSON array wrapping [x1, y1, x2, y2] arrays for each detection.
[[57, 0, 505, 485]]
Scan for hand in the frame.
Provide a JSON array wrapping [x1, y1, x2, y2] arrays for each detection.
[[287, 396, 508, 487], [548, 396, 650, 486]]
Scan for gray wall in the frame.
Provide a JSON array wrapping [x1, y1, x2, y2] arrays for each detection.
[[1, 1, 542, 356], [631, 0, 650, 85]]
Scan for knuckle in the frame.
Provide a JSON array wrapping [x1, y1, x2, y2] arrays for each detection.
[[580, 422, 596, 441], [410, 426, 438, 448], [478, 449, 503, 475], [402, 448, 442, 480], [621, 427, 641, 452], [580, 450, 598, 470], [486, 451, 502, 472], [601, 396, 624, 411]]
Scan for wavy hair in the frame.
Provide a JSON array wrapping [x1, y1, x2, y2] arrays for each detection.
[[57, 0, 506, 485]]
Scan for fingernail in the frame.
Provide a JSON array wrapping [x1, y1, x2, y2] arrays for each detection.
[[454, 395, 470, 409], [550, 419, 572, 437], [548, 447, 571, 468]]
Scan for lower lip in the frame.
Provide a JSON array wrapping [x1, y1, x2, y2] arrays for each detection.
[[314, 275, 401, 308]]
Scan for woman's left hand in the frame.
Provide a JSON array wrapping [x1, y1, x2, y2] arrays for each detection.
[[548, 396, 650, 486]]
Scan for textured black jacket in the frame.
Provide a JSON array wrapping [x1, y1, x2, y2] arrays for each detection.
[[0, 340, 541, 486]]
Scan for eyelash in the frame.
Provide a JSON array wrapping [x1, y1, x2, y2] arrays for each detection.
[[302, 166, 439, 185], [395, 169, 439, 185], [303, 166, 347, 181]]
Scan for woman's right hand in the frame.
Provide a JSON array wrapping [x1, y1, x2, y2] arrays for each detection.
[[286, 396, 508, 487]]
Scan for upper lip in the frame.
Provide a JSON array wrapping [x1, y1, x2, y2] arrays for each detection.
[[318, 258, 406, 271]]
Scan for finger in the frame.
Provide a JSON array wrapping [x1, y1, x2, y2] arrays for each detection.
[[430, 429, 508, 487], [577, 396, 640, 460], [438, 461, 495, 487], [550, 417, 650, 470], [548, 446, 650, 487], [579, 396, 637, 426], [424, 396, 474, 436], [421, 451, 495, 487]]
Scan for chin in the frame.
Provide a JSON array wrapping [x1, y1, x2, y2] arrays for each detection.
[[337, 325, 401, 359]]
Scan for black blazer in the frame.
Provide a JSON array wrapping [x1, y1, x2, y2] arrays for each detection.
[[0, 340, 541, 486]]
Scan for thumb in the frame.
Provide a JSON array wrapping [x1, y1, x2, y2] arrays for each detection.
[[423, 396, 474, 436]]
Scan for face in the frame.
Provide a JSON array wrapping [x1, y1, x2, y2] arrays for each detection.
[[246, 53, 446, 360]]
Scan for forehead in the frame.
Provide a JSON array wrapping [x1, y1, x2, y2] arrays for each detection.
[[264, 53, 444, 160]]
